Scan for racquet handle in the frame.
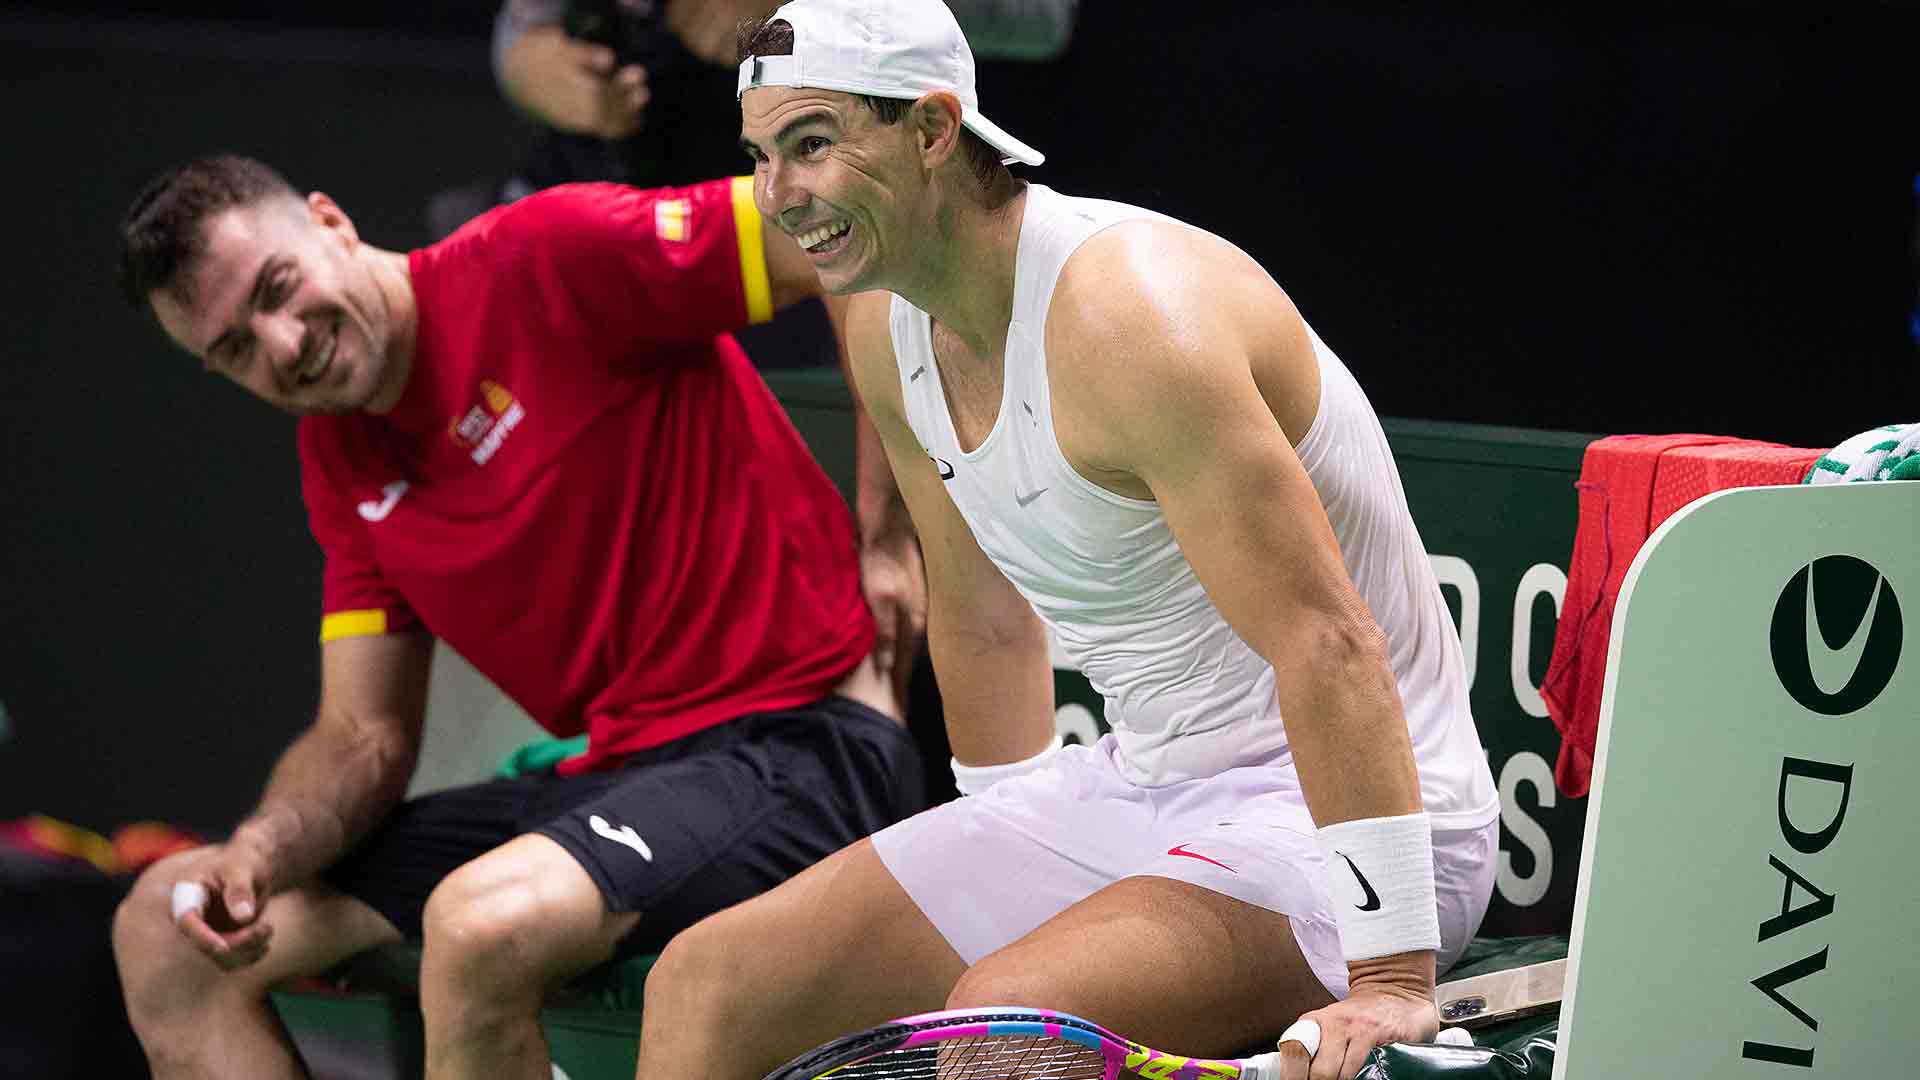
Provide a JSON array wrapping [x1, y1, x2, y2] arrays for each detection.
[[1247, 1024, 1472, 1078]]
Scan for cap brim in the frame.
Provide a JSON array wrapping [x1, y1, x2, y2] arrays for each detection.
[[963, 111, 1044, 167]]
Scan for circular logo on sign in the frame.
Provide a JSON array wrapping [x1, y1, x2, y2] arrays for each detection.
[[1769, 555, 1903, 715]]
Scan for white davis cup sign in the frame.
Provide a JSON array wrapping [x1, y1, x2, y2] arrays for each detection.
[[1557, 483, 1919, 1079], [1739, 555, 1903, 1068]]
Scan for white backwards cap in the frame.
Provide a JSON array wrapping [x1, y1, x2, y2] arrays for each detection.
[[738, 0, 1045, 167]]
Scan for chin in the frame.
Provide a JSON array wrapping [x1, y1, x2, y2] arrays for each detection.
[[821, 263, 874, 296], [349, 359, 395, 413]]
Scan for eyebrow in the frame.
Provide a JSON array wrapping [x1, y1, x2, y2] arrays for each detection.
[[201, 254, 286, 358], [739, 112, 837, 157]]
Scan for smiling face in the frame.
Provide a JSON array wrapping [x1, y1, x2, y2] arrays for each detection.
[[149, 193, 409, 416], [739, 85, 941, 295]]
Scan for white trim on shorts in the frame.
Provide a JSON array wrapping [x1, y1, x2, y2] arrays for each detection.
[[871, 735, 1498, 998]]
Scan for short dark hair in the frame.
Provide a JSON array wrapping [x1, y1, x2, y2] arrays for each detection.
[[117, 154, 300, 310], [737, 17, 1010, 191]]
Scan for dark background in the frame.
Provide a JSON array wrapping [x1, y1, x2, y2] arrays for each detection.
[[2, 2, 1914, 836]]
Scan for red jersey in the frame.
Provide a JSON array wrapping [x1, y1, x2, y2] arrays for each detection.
[[299, 180, 874, 774]]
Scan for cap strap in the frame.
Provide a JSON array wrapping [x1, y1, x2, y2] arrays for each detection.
[[738, 53, 802, 98]]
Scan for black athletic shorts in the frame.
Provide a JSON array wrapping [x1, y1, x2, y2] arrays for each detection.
[[321, 696, 924, 957]]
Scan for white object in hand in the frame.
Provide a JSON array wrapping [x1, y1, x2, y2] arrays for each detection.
[[1278, 1017, 1321, 1060], [1435, 1026, 1474, 1047], [170, 881, 209, 922]]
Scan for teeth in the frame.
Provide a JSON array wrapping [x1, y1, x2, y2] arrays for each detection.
[[796, 220, 849, 250], [298, 337, 331, 383]]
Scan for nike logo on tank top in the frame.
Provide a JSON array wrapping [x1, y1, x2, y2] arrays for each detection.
[[890, 185, 1497, 828]]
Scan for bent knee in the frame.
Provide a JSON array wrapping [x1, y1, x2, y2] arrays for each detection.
[[644, 904, 782, 1016], [421, 850, 614, 987], [422, 875, 544, 980], [114, 853, 211, 971], [946, 962, 1064, 1013], [645, 911, 731, 1004], [114, 853, 251, 1011]]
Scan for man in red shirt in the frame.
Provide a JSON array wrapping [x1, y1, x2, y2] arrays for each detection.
[[109, 155, 925, 1079]]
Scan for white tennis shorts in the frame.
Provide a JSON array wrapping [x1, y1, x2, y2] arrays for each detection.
[[872, 736, 1498, 998]]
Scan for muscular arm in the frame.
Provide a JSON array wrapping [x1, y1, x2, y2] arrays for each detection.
[[1050, 223, 1420, 828], [763, 230, 921, 646], [842, 292, 1052, 764], [230, 632, 434, 891], [822, 292, 926, 704], [763, 232, 909, 570], [1049, 228, 1439, 1052]]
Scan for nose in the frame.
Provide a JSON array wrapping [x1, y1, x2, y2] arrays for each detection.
[[252, 310, 306, 383], [755, 160, 807, 228]]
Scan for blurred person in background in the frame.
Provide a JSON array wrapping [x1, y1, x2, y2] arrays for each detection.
[[109, 153, 925, 1080], [484, 0, 1077, 201], [429, 0, 1081, 374]]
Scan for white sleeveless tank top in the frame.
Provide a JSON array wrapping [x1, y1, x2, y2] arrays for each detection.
[[890, 185, 1497, 828]]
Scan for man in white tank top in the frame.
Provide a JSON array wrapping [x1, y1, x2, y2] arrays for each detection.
[[637, 3, 1501, 1078]]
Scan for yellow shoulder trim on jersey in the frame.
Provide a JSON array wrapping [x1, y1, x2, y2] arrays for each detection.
[[320, 609, 388, 643], [731, 176, 773, 325]]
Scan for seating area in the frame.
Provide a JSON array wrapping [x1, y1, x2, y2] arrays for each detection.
[[271, 369, 1919, 1078], [271, 369, 1599, 1079]]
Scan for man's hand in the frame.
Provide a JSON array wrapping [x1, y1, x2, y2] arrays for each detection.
[[1278, 957, 1439, 1079], [502, 26, 649, 140], [169, 841, 278, 970], [666, 0, 780, 65], [862, 532, 927, 709]]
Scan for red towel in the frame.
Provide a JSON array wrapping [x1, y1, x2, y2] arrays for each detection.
[[1540, 435, 1823, 798], [1648, 442, 1827, 528]]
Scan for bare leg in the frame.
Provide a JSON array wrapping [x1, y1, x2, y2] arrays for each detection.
[[635, 838, 966, 1080], [113, 848, 403, 1080], [949, 875, 1335, 1056], [419, 834, 640, 1080]]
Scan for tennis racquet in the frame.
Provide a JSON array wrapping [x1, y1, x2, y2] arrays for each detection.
[[764, 1006, 1306, 1080], [762, 958, 1567, 1080]]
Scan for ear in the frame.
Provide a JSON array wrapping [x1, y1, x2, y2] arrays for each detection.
[[908, 90, 966, 172], [306, 191, 360, 247]]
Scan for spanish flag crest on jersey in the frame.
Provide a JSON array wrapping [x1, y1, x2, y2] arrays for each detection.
[[655, 198, 691, 242]]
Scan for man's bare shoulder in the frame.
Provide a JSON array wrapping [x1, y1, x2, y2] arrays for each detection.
[[1046, 220, 1282, 393], [1043, 219, 1319, 454], [845, 290, 895, 353]]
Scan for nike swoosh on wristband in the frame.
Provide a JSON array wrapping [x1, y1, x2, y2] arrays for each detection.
[[588, 815, 653, 861], [1806, 562, 1884, 694], [1166, 843, 1236, 873], [1336, 851, 1383, 911]]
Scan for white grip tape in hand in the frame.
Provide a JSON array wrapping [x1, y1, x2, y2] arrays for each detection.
[[1278, 1017, 1320, 1060], [171, 881, 209, 922]]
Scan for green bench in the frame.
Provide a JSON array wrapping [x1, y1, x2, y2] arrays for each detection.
[[273, 937, 1567, 1079]]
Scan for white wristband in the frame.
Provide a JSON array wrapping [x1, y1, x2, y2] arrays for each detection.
[[1315, 811, 1441, 962], [951, 735, 1063, 796]]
